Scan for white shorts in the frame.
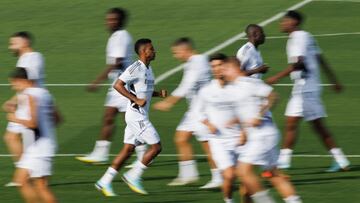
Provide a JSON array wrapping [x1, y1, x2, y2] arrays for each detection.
[[104, 88, 128, 112], [6, 122, 35, 150], [123, 118, 160, 146], [17, 154, 53, 178], [6, 122, 25, 134], [238, 125, 279, 170], [209, 137, 242, 170], [176, 110, 210, 142], [285, 92, 326, 121]]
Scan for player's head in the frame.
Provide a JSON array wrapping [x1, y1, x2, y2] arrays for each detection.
[[106, 7, 128, 31], [246, 24, 265, 45], [209, 53, 227, 80], [171, 37, 195, 61], [281, 10, 304, 33], [135, 38, 156, 61], [9, 67, 33, 92], [9, 31, 33, 56], [222, 56, 244, 82]]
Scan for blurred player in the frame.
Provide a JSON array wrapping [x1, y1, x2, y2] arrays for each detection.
[[8, 68, 58, 203], [76, 8, 147, 165], [3, 31, 45, 187], [236, 24, 269, 79], [95, 39, 166, 196], [224, 57, 302, 203], [266, 10, 350, 172], [196, 53, 249, 203], [153, 38, 222, 188]]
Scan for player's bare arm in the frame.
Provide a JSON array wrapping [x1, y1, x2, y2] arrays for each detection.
[[113, 79, 146, 107], [201, 119, 218, 134], [266, 57, 305, 84], [88, 58, 124, 91], [245, 64, 269, 76], [250, 91, 278, 127], [317, 54, 343, 92], [152, 89, 168, 98], [2, 95, 17, 113], [7, 94, 37, 129], [153, 95, 181, 111]]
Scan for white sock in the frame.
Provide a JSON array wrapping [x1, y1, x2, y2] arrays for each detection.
[[251, 190, 275, 203], [126, 160, 147, 180], [330, 148, 350, 168], [91, 140, 111, 158], [99, 167, 118, 185], [135, 145, 147, 161], [224, 198, 233, 203], [179, 160, 198, 179], [211, 168, 222, 182], [278, 148, 293, 165], [284, 195, 302, 203]]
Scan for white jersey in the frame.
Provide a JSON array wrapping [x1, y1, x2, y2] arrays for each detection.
[[23, 87, 57, 157], [106, 29, 133, 82], [16, 52, 45, 87], [171, 54, 211, 107], [119, 60, 155, 120], [236, 42, 264, 79], [197, 80, 241, 139], [286, 30, 322, 94]]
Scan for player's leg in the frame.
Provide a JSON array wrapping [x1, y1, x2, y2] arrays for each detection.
[[4, 131, 22, 162], [168, 130, 199, 186], [199, 141, 222, 189], [33, 177, 57, 203], [310, 118, 350, 171], [237, 162, 275, 203], [222, 166, 236, 203], [277, 116, 302, 169], [14, 168, 39, 203], [240, 185, 253, 203], [266, 169, 302, 203]]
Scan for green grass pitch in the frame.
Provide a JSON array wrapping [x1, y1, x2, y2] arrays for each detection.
[[0, 0, 359, 202]]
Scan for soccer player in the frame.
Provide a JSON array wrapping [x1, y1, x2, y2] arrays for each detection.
[[77, 8, 147, 165], [3, 31, 46, 187], [95, 38, 166, 196], [153, 38, 222, 188], [266, 10, 350, 171], [223, 57, 302, 203], [8, 68, 58, 203], [196, 53, 248, 203], [236, 24, 269, 79]]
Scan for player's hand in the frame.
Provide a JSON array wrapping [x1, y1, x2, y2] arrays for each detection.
[[225, 118, 240, 128], [87, 83, 99, 92], [153, 101, 172, 111], [7, 113, 16, 122], [206, 123, 218, 134], [239, 131, 247, 145], [2, 101, 16, 113], [248, 118, 262, 127], [135, 98, 147, 107], [159, 89, 168, 98], [265, 76, 278, 85], [333, 83, 343, 93]]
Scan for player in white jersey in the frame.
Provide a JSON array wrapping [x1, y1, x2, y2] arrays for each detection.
[[236, 24, 269, 79], [7, 68, 58, 203], [266, 10, 350, 172], [76, 8, 147, 165], [154, 38, 222, 188], [3, 31, 46, 187], [96, 39, 166, 196], [223, 57, 302, 203]]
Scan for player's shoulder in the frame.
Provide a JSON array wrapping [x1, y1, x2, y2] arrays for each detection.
[[24, 87, 49, 98], [127, 60, 144, 74], [198, 80, 216, 95], [291, 30, 312, 40], [190, 54, 208, 64], [112, 29, 132, 39]]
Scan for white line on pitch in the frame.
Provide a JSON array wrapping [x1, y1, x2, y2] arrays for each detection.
[[314, 0, 360, 2]]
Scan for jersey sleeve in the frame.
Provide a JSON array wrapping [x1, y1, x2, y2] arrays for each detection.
[[236, 48, 250, 70], [287, 33, 308, 64], [194, 88, 208, 122], [171, 64, 201, 98], [118, 65, 139, 84]]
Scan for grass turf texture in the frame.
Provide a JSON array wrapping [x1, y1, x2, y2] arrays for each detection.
[[0, 0, 360, 202]]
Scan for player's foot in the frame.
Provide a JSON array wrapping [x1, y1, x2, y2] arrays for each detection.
[[76, 154, 108, 164], [325, 161, 350, 172], [4, 181, 21, 187], [122, 174, 148, 195], [95, 181, 116, 197], [199, 180, 222, 189], [167, 177, 199, 186]]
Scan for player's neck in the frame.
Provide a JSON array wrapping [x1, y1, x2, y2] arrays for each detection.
[[19, 47, 33, 56], [217, 79, 225, 87], [249, 40, 258, 49], [139, 57, 151, 68], [288, 27, 300, 35]]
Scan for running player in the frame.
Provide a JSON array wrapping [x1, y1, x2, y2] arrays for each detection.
[[153, 38, 222, 188], [76, 8, 147, 165], [8, 68, 58, 203], [95, 38, 166, 196], [236, 24, 269, 79], [3, 31, 46, 187], [224, 57, 302, 203], [266, 10, 350, 172]]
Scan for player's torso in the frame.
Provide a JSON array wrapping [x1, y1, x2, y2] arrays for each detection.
[[17, 52, 45, 87], [237, 42, 264, 79]]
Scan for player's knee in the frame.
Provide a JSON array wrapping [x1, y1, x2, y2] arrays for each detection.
[[151, 144, 162, 155], [223, 170, 235, 181]]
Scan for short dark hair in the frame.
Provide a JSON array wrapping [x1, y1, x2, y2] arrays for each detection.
[[172, 37, 194, 49], [107, 7, 128, 27], [10, 67, 28, 79], [284, 10, 304, 25], [209, 53, 227, 62], [224, 56, 241, 67], [11, 31, 33, 45], [134, 38, 152, 55], [245, 24, 262, 35]]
